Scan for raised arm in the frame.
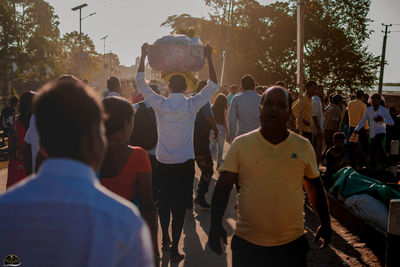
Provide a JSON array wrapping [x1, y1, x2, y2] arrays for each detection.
[[135, 43, 164, 108], [206, 45, 217, 84]]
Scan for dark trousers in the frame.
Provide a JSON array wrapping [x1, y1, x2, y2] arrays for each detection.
[[231, 235, 308, 267], [349, 127, 369, 154], [148, 154, 159, 201], [370, 133, 387, 170], [195, 153, 214, 197]]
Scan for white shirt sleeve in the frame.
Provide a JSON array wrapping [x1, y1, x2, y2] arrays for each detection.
[[24, 115, 36, 144], [135, 72, 165, 110], [189, 80, 218, 112], [382, 107, 395, 126], [355, 108, 369, 132]]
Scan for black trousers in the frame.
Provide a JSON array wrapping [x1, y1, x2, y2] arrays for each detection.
[[370, 133, 387, 170], [231, 235, 309, 267], [195, 153, 214, 197]]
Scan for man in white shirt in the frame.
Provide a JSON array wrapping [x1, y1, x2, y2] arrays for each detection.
[[355, 93, 394, 171], [0, 75, 154, 267], [312, 85, 324, 164], [136, 43, 218, 262]]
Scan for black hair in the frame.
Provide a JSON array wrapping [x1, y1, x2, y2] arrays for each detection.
[[260, 86, 292, 111], [212, 94, 228, 116], [195, 80, 208, 93], [356, 90, 364, 99], [103, 96, 134, 137], [169, 75, 187, 93], [34, 75, 103, 158], [305, 80, 317, 92], [18, 91, 35, 130], [333, 132, 346, 141], [241, 75, 256, 91], [275, 81, 286, 87], [10, 96, 19, 106], [108, 76, 120, 91], [149, 84, 160, 94], [371, 93, 381, 100]]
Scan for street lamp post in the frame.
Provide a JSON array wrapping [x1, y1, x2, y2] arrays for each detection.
[[101, 35, 109, 88], [297, 0, 304, 135], [71, 4, 95, 80]]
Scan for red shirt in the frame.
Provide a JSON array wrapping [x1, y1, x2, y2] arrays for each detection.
[[100, 146, 151, 201]]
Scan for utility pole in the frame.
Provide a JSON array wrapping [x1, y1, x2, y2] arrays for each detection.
[[101, 35, 109, 88], [219, 0, 234, 86], [378, 23, 392, 95], [297, 0, 304, 135]]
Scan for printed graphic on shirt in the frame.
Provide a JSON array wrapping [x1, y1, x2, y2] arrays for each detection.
[[3, 254, 21, 266]]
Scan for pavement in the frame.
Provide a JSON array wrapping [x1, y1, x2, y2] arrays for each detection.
[[0, 143, 382, 267]]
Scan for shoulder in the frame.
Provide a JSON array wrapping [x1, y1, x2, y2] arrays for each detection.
[[233, 129, 259, 144], [289, 130, 312, 146], [128, 145, 148, 157]]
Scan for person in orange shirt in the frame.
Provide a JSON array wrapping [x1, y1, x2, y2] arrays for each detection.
[[292, 81, 318, 142], [347, 90, 369, 154]]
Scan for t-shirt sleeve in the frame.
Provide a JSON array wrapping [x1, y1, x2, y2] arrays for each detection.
[[135, 148, 152, 173], [303, 140, 320, 179], [219, 138, 241, 173]]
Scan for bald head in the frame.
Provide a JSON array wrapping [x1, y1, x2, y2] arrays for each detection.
[[259, 86, 291, 132]]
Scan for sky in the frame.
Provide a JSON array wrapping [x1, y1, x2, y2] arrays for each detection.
[[46, 0, 400, 82]]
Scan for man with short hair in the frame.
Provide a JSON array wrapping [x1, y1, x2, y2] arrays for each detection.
[[209, 86, 331, 267], [292, 80, 318, 142], [312, 85, 324, 164], [228, 75, 261, 142], [355, 93, 394, 171], [324, 94, 343, 149], [347, 90, 368, 153], [103, 76, 121, 97], [136, 43, 218, 262], [227, 84, 239, 106], [0, 75, 154, 267]]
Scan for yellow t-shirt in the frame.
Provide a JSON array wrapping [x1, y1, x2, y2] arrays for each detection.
[[220, 130, 319, 246], [292, 94, 312, 133], [347, 99, 368, 129]]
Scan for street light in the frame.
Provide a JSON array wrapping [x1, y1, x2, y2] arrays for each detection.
[[71, 3, 95, 79], [101, 35, 109, 88]]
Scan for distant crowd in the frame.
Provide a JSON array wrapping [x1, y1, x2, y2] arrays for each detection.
[[0, 43, 396, 267]]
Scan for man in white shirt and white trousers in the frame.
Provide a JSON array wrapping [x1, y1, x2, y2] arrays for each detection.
[[136, 43, 218, 262]]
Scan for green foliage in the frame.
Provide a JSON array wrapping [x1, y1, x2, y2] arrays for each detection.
[[162, 0, 379, 94], [61, 31, 102, 80]]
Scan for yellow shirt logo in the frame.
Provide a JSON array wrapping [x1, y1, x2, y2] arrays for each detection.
[[3, 254, 21, 267]]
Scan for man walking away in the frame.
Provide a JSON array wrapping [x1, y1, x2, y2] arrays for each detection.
[[193, 80, 219, 208], [228, 75, 261, 142], [136, 43, 218, 262], [0, 75, 154, 267], [347, 90, 368, 154], [103, 76, 121, 98], [209, 86, 331, 267]]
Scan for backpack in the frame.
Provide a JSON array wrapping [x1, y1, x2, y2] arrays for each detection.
[[129, 102, 158, 150]]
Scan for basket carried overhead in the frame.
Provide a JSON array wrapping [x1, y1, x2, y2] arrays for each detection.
[[147, 35, 205, 72]]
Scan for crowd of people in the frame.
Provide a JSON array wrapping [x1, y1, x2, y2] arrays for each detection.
[[0, 42, 397, 267]]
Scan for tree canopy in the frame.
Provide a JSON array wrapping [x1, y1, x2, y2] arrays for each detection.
[[163, 0, 379, 94]]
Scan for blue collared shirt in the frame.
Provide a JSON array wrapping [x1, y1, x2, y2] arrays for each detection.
[[136, 72, 218, 164], [0, 158, 154, 267], [228, 90, 261, 140]]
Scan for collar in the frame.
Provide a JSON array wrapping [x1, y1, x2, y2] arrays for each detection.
[[38, 158, 97, 185], [168, 93, 186, 99], [242, 90, 257, 94]]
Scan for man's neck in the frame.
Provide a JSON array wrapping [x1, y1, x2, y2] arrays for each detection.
[[373, 105, 379, 111], [259, 128, 289, 145]]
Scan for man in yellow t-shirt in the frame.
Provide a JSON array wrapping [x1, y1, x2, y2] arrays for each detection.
[[292, 81, 318, 142], [347, 90, 369, 153], [208, 86, 331, 267]]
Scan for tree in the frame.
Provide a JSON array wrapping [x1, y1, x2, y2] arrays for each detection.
[[61, 31, 102, 81], [0, 0, 64, 99], [162, 0, 379, 94]]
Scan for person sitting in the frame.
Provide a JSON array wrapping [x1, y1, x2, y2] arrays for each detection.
[[324, 132, 349, 188], [0, 75, 153, 267], [100, 96, 159, 260]]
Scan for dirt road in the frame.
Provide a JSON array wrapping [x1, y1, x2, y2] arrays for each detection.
[[0, 158, 382, 267]]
